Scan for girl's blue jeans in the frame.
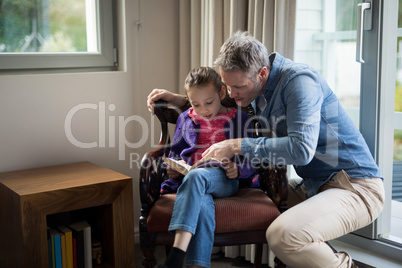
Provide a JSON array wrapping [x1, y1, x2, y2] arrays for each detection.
[[168, 167, 239, 268]]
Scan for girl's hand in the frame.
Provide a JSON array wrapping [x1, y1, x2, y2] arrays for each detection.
[[166, 159, 186, 179], [222, 161, 238, 179], [166, 167, 181, 179]]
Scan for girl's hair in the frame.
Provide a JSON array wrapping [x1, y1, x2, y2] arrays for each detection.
[[184, 67, 222, 93], [214, 31, 269, 79]]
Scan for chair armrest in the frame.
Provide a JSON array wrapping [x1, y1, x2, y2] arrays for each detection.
[[249, 110, 288, 211], [139, 100, 181, 211], [268, 165, 288, 211], [154, 100, 182, 124], [139, 147, 166, 208], [255, 163, 288, 211]]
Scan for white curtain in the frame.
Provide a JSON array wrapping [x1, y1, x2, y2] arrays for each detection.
[[178, 0, 296, 264], [178, 0, 296, 94]]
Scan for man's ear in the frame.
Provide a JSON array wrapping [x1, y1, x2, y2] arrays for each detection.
[[259, 66, 269, 79], [219, 85, 227, 100]]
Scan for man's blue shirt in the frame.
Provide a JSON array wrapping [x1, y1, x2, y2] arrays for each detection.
[[241, 53, 382, 196]]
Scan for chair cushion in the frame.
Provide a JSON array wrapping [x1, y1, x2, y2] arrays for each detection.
[[147, 187, 281, 233]]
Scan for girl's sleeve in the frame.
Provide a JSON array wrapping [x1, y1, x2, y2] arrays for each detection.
[[234, 111, 256, 179], [162, 113, 187, 194], [167, 113, 186, 160]]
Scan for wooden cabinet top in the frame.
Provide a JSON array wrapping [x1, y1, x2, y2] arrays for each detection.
[[0, 161, 131, 196]]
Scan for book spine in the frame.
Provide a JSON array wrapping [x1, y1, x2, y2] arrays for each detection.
[[75, 230, 84, 268], [66, 232, 74, 268], [57, 225, 74, 268], [65, 231, 74, 268], [73, 238, 77, 268], [53, 234, 62, 268], [60, 233, 67, 268], [47, 231, 53, 268], [83, 226, 92, 268], [51, 221, 93, 268]]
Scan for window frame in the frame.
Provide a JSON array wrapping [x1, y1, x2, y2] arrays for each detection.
[[0, 0, 117, 72]]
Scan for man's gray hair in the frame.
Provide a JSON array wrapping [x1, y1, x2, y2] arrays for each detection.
[[214, 31, 269, 79]]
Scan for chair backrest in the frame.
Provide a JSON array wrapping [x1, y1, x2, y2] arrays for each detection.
[[139, 99, 288, 213]]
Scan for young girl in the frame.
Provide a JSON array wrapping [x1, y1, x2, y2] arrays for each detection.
[[159, 67, 258, 268]]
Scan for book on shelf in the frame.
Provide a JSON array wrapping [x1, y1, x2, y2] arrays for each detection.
[[73, 238, 77, 268], [57, 225, 74, 268], [164, 157, 225, 176], [59, 231, 66, 268], [48, 228, 63, 268], [68, 220, 92, 268], [47, 228, 53, 268]]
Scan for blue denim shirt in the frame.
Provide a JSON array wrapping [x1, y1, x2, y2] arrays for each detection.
[[241, 53, 382, 197]]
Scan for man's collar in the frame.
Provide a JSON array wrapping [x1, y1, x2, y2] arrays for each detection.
[[265, 52, 282, 94], [257, 96, 267, 112]]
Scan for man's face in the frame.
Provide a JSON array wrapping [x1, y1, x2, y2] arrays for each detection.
[[220, 68, 265, 107]]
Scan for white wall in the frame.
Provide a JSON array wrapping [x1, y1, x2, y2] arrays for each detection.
[[0, 0, 180, 235]]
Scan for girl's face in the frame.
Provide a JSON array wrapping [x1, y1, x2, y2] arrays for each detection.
[[187, 83, 226, 121]]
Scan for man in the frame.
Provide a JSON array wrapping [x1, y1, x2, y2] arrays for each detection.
[[147, 31, 384, 268]]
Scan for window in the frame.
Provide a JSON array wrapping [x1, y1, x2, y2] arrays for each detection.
[[294, 0, 361, 126], [0, 0, 117, 72], [389, 0, 402, 245], [295, 0, 402, 252]]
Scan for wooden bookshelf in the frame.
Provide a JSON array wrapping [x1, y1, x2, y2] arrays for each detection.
[[0, 161, 135, 268]]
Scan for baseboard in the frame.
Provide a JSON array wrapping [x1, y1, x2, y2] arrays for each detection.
[[330, 238, 402, 268]]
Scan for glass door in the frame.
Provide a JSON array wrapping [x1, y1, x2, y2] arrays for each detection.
[[385, 0, 402, 244], [294, 0, 362, 126], [294, 0, 390, 240]]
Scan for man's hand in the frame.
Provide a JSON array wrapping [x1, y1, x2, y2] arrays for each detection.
[[147, 89, 187, 115], [222, 161, 238, 179], [202, 138, 243, 162]]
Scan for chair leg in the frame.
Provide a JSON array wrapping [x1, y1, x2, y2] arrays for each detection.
[[142, 248, 157, 268], [254, 244, 263, 268], [140, 231, 157, 268]]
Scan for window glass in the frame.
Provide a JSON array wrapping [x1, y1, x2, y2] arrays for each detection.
[[396, 0, 402, 115], [395, 1, 402, 160], [388, 0, 402, 245], [0, 0, 115, 71], [1, 0, 97, 53], [294, 0, 361, 126]]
